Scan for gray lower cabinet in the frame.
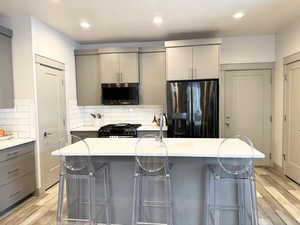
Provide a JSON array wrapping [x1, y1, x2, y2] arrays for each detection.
[[0, 142, 36, 214], [71, 131, 98, 142], [0, 25, 14, 109], [137, 130, 167, 138]]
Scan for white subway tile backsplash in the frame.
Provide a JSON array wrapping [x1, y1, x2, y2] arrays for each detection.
[[0, 99, 35, 138], [69, 99, 163, 129]]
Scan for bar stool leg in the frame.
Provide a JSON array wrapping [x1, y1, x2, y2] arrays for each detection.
[[206, 171, 215, 225], [89, 174, 96, 225], [214, 177, 220, 225], [238, 179, 246, 225], [56, 174, 65, 225], [166, 174, 174, 225], [205, 170, 210, 225], [104, 165, 112, 225], [132, 172, 141, 225], [249, 177, 258, 225], [141, 175, 148, 223], [138, 174, 144, 224]]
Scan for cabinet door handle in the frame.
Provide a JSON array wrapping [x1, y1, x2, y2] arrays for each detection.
[[7, 151, 18, 157], [6, 151, 19, 159], [8, 168, 20, 175]]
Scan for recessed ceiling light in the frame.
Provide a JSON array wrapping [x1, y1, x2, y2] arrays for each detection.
[[153, 16, 163, 24], [80, 22, 91, 29], [232, 12, 245, 19]]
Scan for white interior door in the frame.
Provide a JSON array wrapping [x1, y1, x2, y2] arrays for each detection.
[[224, 69, 272, 166], [285, 61, 300, 183], [37, 62, 66, 190]]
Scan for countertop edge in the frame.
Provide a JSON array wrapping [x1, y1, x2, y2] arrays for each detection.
[[51, 138, 265, 159], [52, 152, 265, 159], [0, 138, 36, 151]]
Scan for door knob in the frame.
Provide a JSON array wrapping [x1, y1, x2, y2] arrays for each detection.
[[225, 122, 230, 127], [44, 132, 53, 137]]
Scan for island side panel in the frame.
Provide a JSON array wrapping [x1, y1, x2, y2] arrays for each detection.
[[65, 156, 245, 225]]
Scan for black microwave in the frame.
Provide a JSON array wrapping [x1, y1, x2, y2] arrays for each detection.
[[102, 83, 139, 105]]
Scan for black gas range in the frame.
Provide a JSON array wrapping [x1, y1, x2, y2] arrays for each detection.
[[98, 123, 141, 138]]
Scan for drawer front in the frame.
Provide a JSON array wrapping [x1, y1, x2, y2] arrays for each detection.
[[0, 143, 34, 162], [0, 172, 35, 212], [71, 131, 98, 142], [137, 131, 167, 138], [0, 152, 35, 186]]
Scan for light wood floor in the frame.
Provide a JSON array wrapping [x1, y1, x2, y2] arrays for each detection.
[[0, 167, 300, 225]]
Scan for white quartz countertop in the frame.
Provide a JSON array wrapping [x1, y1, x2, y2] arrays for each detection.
[[52, 138, 265, 159], [71, 126, 100, 132], [71, 124, 167, 132], [0, 138, 35, 151], [137, 125, 167, 131]]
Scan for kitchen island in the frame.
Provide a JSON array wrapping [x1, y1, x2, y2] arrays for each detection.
[[52, 138, 264, 225]]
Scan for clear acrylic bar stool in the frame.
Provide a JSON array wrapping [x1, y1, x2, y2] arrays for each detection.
[[132, 134, 173, 225], [205, 136, 258, 225], [56, 135, 112, 225]]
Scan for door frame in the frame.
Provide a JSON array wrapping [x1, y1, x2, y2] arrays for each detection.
[[283, 51, 300, 174], [34, 55, 66, 192], [220, 62, 274, 165]]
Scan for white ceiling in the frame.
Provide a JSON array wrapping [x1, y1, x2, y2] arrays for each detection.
[[1, 0, 300, 43]]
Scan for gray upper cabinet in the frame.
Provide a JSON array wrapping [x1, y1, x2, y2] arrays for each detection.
[[192, 45, 219, 79], [100, 52, 139, 84], [75, 54, 101, 106], [166, 44, 220, 81], [140, 50, 166, 105], [100, 53, 119, 83], [119, 53, 139, 83], [75, 48, 140, 106], [0, 26, 14, 109], [166, 47, 193, 81]]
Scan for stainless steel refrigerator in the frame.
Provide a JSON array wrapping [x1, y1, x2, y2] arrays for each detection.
[[167, 79, 219, 138]]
